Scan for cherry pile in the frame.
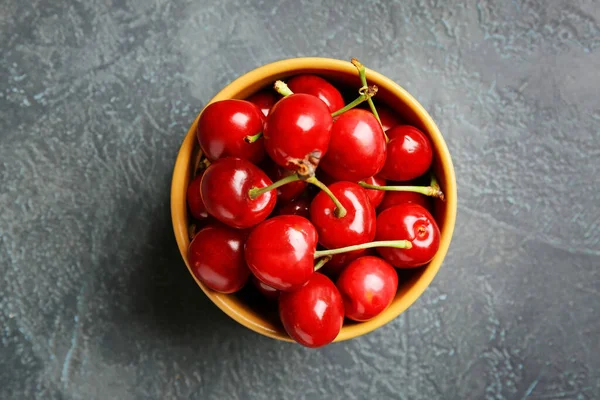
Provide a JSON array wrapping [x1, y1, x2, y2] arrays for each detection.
[[186, 59, 445, 348]]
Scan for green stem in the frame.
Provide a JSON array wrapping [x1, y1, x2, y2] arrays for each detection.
[[306, 176, 347, 218], [244, 132, 263, 143], [358, 180, 445, 200], [314, 240, 412, 258], [429, 172, 443, 201], [351, 58, 388, 142], [313, 256, 332, 271], [248, 174, 302, 200], [331, 85, 378, 117], [274, 80, 294, 97]]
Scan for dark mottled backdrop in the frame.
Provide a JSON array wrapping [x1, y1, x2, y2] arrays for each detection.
[[1, 1, 598, 399]]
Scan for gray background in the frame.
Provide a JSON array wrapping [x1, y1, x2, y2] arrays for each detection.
[[1, 0, 599, 399]]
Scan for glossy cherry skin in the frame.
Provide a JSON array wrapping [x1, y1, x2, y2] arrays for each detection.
[[279, 272, 344, 348], [188, 225, 250, 293], [197, 99, 265, 164], [264, 160, 307, 202], [277, 195, 311, 219], [320, 109, 387, 182], [264, 93, 333, 171], [378, 191, 431, 213], [252, 275, 279, 300], [186, 172, 209, 220], [246, 90, 278, 116], [286, 74, 345, 113], [201, 157, 276, 229], [336, 256, 398, 321], [310, 181, 376, 250], [379, 125, 433, 182], [362, 175, 386, 208], [244, 215, 318, 291], [376, 204, 440, 268]]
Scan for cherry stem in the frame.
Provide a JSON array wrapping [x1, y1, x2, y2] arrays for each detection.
[[305, 176, 347, 218], [274, 80, 294, 97], [430, 172, 442, 196], [331, 85, 378, 117], [314, 240, 412, 258], [194, 154, 211, 176], [248, 174, 302, 200], [358, 181, 445, 200], [247, 173, 347, 217], [351, 58, 388, 142], [313, 256, 332, 271], [201, 158, 211, 169], [244, 132, 263, 143]]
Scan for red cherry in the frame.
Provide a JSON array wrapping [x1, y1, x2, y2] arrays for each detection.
[[319, 109, 387, 182], [188, 225, 250, 293], [196, 99, 265, 164], [201, 157, 276, 229], [264, 161, 307, 202], [377, 105, 402, 131], [252, 275, 279, 300], [362, 175, 386, 208], [286, 74, 345, 113], [277, 194, 311, 219], [375, 204, 440, 268], [336, 256, 398, 321], [379, 125, 433, 182], [279, 272, 344, 348], [244, 215, 318, 291], [264, 94, 333, 173], [246, 90, 278, 116], [310, 182, 376, 250], [378, 191, 431, 212], [186, 172, 209, 220]]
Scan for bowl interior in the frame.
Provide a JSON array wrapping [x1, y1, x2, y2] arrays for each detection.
[[171, 58, 457, 343]]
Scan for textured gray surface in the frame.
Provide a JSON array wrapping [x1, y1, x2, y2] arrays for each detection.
[[1, 0, 599, 399]]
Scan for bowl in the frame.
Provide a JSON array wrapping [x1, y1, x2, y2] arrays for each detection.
[[171, 57, 457, 343]]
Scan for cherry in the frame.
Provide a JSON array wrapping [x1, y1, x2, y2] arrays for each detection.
[[319, 109, 387, 182], [286, 74, 345, 113], [188, 224, 250, 293], [378, 191, 431, 212], [277, 194, 311, 219], [186, 172, 209, 220], [201, 157, 276, 229], [244, 215, 318, 291], [246, 90, 278, 116], [196, 99, 265, 164], [336, 256, 398, 321], [362, 175, 386, 208], [263, 93, 333, 174], [310, 182, 376, 250], [252, 275, 279, 300], [310, 182, 376, 272], [264, 161, 307, 202], [379, 125, 433, 182], [375, 203, 440, 268], [279, 272, 344, 348]]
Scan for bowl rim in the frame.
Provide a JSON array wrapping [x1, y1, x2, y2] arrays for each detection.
[[171, 57, 457, 343]]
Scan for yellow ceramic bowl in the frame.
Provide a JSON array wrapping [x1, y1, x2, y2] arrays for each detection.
[[171, 57, 457, 343]]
